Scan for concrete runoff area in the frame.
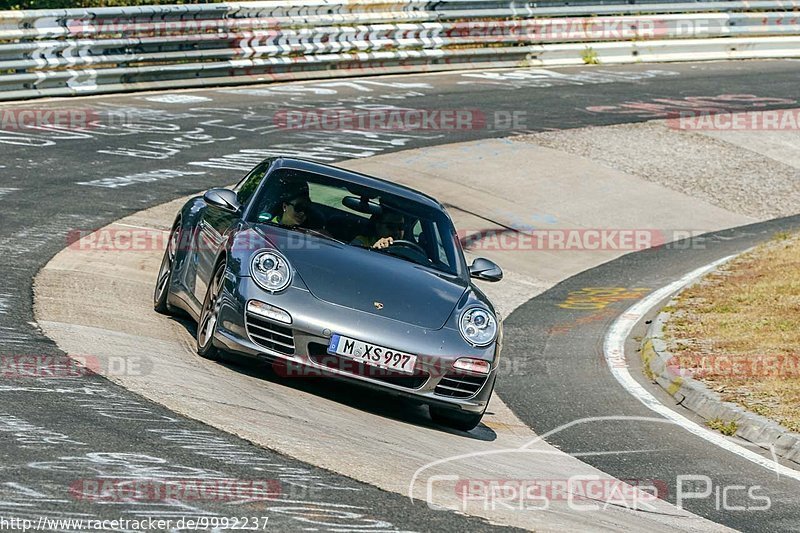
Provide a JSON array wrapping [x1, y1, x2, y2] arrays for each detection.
[[37, 125, 774, 531], [521, 115, 800, 220]]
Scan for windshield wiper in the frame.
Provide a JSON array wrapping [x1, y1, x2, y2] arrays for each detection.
[[377, 247, 433, 269], [288, 225, 346, 245], [257, 219, 346, 245]]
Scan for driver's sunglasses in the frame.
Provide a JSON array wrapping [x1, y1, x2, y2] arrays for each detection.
[[289, 201, 309, 213], [382, 221, 404, 230]]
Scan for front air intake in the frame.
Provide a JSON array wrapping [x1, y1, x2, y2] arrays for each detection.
[[434, 371, 488, 399], [245, 312, 295, 355]]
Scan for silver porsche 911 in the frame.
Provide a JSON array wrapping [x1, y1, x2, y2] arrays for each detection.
[[154, 157, 503, 431]]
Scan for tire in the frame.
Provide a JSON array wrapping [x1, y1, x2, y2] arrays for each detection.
[[429, 405, 485, 432], [154, 221, 181, 315], [196, 260, 226, 361]]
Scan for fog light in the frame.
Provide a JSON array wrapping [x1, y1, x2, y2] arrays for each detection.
[[247, 300, 292, 324], [453, 358, 490, 375]]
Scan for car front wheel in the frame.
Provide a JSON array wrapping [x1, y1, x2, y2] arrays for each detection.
[[154, 221, 180, 315], [197, 260, 226, 361]]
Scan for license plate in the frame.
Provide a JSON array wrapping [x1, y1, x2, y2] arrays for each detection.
[[328, 334, 417, 374]]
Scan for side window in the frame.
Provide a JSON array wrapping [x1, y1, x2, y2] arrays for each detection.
[[417, 220, 448, 265], [307, 182, 343, 210], [412, 220, 423, 241], [234, 159, 273, 205], [432, 223, 449, 264]]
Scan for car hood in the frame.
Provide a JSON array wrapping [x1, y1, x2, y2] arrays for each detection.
[[254, 226, 467, 329]]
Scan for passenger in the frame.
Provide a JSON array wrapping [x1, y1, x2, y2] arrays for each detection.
[[353, 209, 405, 249]]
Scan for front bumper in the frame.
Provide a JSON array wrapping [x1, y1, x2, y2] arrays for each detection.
[[213, 275, 499, 414]]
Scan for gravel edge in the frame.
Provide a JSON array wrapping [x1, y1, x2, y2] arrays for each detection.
[[641, 307, 800, 465], [514, 120, 800, 220]]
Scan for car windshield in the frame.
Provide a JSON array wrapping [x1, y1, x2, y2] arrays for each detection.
[[244, 167, 465, 277]]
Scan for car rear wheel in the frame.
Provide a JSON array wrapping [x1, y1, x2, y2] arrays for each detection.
[[197, 260, 226, 361], [429, 405, 485, 432], [154, 221, 180, 315]]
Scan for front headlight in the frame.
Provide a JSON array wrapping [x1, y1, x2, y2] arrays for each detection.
[[250, 250, 292, 293], [459, 307, 498, 347]]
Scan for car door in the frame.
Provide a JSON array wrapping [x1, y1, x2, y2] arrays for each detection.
[[193, 203, 237, 302], [192, 160, 273, 304]]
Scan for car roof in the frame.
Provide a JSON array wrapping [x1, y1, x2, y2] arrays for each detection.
[[272, 157, 445, 211]]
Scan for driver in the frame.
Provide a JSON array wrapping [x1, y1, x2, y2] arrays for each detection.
[[353, 210, 405, 249], [257, 180, 311, 227], [270, 189, 310, 227]]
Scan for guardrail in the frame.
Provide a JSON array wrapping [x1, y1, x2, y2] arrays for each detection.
[[1, 0, 799, 100]]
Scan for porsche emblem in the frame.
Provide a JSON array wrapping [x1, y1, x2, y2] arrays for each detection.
[[373, 301, 384, 310]]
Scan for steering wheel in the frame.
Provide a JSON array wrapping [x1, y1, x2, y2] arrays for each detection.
[[385, 239, 430, 264]]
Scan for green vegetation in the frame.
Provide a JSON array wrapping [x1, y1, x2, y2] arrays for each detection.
[[707, 418, 739, 436], [581, 46, 600, 65]]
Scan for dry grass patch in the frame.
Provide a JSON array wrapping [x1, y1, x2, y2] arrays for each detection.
[[665, 232, 800, 433]]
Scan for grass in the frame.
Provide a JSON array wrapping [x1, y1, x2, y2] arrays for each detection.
[[665, 231, 800, 434], [581, 47, 600, 65], [707, 418, 738, 436]]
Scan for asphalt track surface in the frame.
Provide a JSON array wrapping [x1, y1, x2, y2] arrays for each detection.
[[500, 216, 800, 533], [1, 60, 800, 530]]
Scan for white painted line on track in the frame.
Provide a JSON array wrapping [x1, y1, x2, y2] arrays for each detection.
[[604, 255, 800, 482], [110, 222, 163, 231]]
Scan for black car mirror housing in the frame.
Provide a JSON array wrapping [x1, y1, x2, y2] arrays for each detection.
[[204, 188, 242, 214], [469, 258, 503, 282]]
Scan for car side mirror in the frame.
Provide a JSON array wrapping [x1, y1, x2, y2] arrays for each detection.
[[469, 258, 503, 282], [203, 188, 241, 213]]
